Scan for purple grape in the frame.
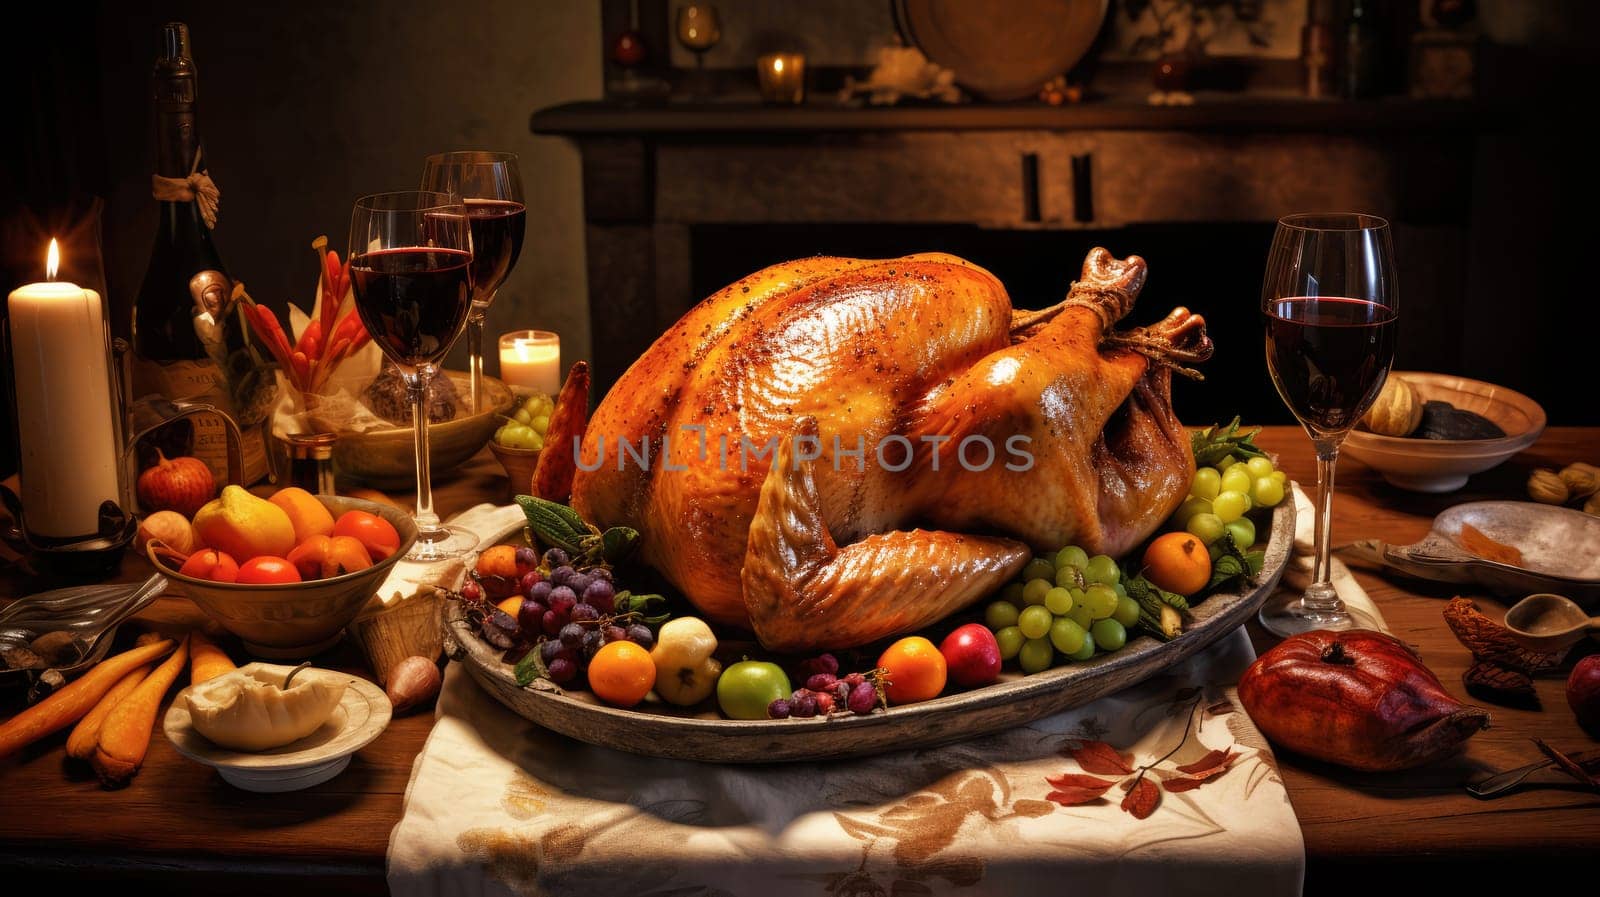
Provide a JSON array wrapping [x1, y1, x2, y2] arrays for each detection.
[[768, 698, 792, 719], [798, 653, 840, 677], [582, 580, 616, 611], [790, 692, 818, 718], [459, 580, 483, 603], [519, 570, 544, 597], [625, 623, 654, 648], [570, 603, 600, 623], [588, 566, 613, 583], [539, 639, 566, 663], [541, 609, 563, 637], [602, 625, 627, 644], [543, 548, 569, 568], [528, 580, 553, 603], [814, 692, 836, 715], [843, 672, 866, 688], [805, 672, 838, 693], [582, 629, 605, 657], [559, 623, 585, 647], [848, 681, 878, 715], [546, 657, 578, 684], [567, 573, 593, 596], [480, 620, 516, 649], [516, 600, 544, 633], [514, 546, 539, 570], [548, 586, 577, 615], [835, 680, 852, 704], [549, 565, 576, 587]]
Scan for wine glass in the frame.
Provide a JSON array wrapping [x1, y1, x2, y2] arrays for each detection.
[[676, 3, 720, 95], [348, 191, 478, 561], [420, 151, 525, 413], [1258, 213, 1397, 636]]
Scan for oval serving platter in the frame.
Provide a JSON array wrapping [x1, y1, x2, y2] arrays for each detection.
[[444, 492, 1293, 763]]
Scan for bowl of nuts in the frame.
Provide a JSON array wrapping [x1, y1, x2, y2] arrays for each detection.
[[1344, 372, 1546, 493]]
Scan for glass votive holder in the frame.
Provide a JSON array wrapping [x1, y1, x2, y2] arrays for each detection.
[[498, 330, 561, 397], [757, 53, 806, 105]]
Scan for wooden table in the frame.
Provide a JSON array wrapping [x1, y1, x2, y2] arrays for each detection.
[[2, 427, 1597, 895]]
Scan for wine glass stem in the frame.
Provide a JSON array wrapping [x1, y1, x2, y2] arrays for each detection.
[[409, 367, 441, 536], [466, 304, 487, 414], [1305, 436, 1344, 614]]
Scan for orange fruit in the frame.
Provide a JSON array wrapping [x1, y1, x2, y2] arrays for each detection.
[[333, 510, 401, 561], [1142, 532, 1213, 596], [268, 487, 336, 543], [497, 596, 524, 618], [475, 544, 521, 581], [588, 641, 657, 708], [877, 636, 948, 705]]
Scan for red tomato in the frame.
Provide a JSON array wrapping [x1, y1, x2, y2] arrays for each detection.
[[236, 556, 302, 585], [333, 510, 401, 561], [178, 549, 239, 583]]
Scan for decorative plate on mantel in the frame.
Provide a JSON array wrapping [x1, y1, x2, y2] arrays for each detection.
[[893, 0, 1109, 101]]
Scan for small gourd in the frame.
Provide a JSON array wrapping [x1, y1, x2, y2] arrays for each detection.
[[1362, 376, 1423, 437]]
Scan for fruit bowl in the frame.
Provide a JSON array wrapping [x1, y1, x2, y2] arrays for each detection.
[[333, 372, 515, 489], [1343, 372, 1546, 493], [151, 495, 418, 659]]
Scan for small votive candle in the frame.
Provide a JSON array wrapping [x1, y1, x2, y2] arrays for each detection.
[[498, 330, 561, 397], [757, 53, 806, 104]]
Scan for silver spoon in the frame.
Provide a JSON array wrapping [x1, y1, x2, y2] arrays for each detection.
[[1502, 592, 1600, 653], [0, 574, 167, 678], [1467, 750, 1598, 798]]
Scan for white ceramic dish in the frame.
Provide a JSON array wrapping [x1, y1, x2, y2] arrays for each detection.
[[163, 664, 392, 792], [1344, 371, 1546, 492]]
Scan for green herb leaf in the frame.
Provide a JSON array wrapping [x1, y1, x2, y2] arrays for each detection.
[[1205, 533, 1259, 592], [1191, 416, 1267, 468], [515, 494, 590, 554], [514, 647, 545, 687], [615, 590, 672, 624], [600, 526, 640, 564]]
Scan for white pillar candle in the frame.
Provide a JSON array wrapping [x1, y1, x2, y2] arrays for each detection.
[[498, 330, 561, 397], [7, 240, 121, 538]]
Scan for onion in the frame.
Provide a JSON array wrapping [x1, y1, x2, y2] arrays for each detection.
[[136, 510, 201, 555]]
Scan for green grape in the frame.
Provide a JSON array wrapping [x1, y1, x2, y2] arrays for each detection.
[[1001, 582, 1026, 608], [1251, 476, 1285, 508], [1246, 456, 1275, 479], [1054, 545, 1089, 570], [1084, 555, 1121, 585], [1022, 578, 1052, 606], [994, 626, 1024, 660], [1083, 584, 1118, 620], [1215, 454, 1237, 471], [1269, 470, 1287, 484], [1112, 594, 1141, 628], [1220, 465, 1253, 496], [1091, 618, 1127, 651], [1225, 517, 1256, 551], [1112, 582, 1128, 600], [1054, 565, 1082, 588], [1186, 512, 1226, 545], [1066, 603, 1094, 629], [1190, 467, 1222, 500], [514, 408, 531, 424], [1049, 617, 1087, 654], [1023, 558, 1055, 584], [985, 601, 1020, 630], [1067, 638, 1096, 661], [1172, 496, 1212, 529], [528, 433, 545, 452], [531, 415, 551, 434], [1019, 605, 1053, 639], [1018, 638, 1055, 674], [1212, 490, 1249, 524], [1044, 587, 1074, 616]]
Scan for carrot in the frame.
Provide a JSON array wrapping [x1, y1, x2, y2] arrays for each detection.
[[64, 664, 153, 760], [91, 634, 190, 787], [188, 630, 236, 684], [0, 639, 175, 760]]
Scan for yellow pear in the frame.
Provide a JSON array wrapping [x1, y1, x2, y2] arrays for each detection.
[[192, 485, 296, 562]]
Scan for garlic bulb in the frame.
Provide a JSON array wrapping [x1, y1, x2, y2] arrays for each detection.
[[1361, 376, 1423, 437], [1559, 463, 1600, 499], [1527, 469, 1570, 505]]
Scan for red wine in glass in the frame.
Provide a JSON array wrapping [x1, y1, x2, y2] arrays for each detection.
[[463, 198, 525, 302], [350, 247, 474, 368], [1265, 296, 1397, 434]]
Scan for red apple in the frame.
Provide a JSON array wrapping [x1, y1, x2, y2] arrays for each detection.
[[940, 623, 1002, 687], [1568, 654, 1600, 737]]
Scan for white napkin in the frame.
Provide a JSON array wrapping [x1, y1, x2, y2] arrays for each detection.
[[368, 504, 526, 610], [386, 494, 1335, 897]]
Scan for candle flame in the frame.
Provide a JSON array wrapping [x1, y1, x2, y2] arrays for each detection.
[[46, 239, 60, 281], [772, 57, 784, 73]]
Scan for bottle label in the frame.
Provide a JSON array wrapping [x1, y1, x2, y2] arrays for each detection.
[[130, 355, 270, 485]]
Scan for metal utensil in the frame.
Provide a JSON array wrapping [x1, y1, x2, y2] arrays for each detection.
[[0, 573, 168, 682], [1468, 749, 1599, 799], [1502, 592, 1600, 652]]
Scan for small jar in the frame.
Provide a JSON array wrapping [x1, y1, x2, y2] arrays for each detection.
[[283, 432, 338, 495]]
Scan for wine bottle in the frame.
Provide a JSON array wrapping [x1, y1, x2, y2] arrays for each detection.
[[130, 22, 271, 483]]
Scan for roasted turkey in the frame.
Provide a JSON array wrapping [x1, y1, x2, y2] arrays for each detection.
[[555, 249, 1211, 653]]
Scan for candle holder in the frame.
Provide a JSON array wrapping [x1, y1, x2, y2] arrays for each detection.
[[757, 53, 806, 105], [498, 330, 562, 398]]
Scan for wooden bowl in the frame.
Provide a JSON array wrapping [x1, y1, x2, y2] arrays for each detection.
[[334, 372, 515, 489], [487, 442, 541, 502], [1344, 372, 1546, 493], [149, 496, 418, 659]]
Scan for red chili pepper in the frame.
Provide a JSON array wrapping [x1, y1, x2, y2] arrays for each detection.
[[295, 318, 324, 361], [290, 351, 311, 389]]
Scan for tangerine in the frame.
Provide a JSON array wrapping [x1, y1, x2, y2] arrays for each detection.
[[1142, 531, 1212, 596], [588, 640, 657, 707], [877, 636, 948, 705]]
